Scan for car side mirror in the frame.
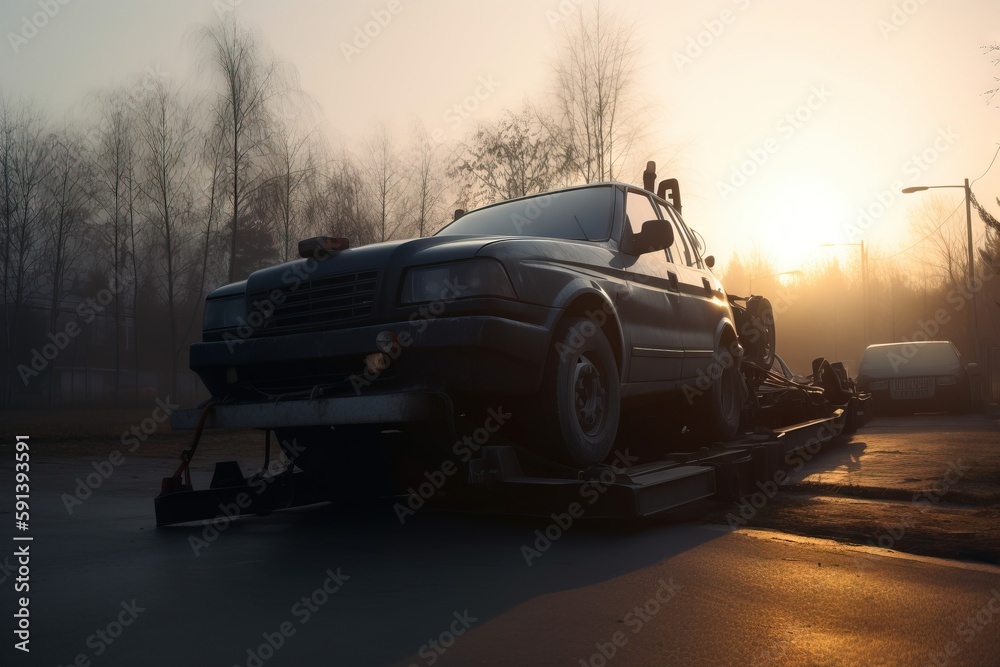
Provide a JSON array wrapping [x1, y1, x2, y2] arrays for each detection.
[[705, 255, 715, 269], [622, 219, 673, 256], [966, 362, 981, 377]]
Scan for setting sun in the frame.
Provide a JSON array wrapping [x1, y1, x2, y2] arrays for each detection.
[[723, 167, 856, 271]]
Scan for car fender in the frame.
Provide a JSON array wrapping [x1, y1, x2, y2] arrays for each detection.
[[714, 315, 742, 361], [547, 281, 628, 380]]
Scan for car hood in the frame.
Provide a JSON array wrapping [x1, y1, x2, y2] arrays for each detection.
[[209, 235, 513, 297], [858, 360, 963, 380]]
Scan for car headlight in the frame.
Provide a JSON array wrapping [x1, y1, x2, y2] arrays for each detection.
[[869, 380, 888, 390], [400, 259, 515, 304], [203, 295, 246, 330]]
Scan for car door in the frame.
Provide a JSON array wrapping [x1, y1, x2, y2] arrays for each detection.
[[659, 203, 725, 378], [617, 189, 684, 382]]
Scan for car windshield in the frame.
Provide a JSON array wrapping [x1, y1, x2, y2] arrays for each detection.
[[436, 185, 614, 241], [859, 342, 960, 374]]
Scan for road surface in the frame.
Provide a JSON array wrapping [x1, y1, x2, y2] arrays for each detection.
[[2, 430, 1000, 666]]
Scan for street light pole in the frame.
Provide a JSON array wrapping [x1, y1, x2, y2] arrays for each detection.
[[901, 180, 981, 364], [964, 178, 981, 364]]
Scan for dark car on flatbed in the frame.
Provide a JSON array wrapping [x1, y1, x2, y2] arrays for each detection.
[[191, 177, 746, 471]]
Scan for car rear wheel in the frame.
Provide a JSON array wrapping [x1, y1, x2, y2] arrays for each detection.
[[695, 343, 744, 441], [537, 317, 621, 468]]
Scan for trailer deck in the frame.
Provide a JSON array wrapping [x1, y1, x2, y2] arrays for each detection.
[[155, 392, 870, 526]]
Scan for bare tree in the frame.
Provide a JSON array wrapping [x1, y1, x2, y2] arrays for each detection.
[[361, 123, 405, 242], [92, 91, 137, 406], [909, 194, 969, 291], [138, 80, 199, 397], [263, 118, 317, 261], [408, 123, 444, 237], [2, 102, 51, 402], [322, 154, 378, 246], [983, 42, 999, 108], [39, 128, 92, 404], [551, 1, 643, 183], [0, 97, 17, 402], [186, 119, 228, 339], [406, 122, 447, 237], [200, 15, 286, 281], [43, 128, 91, 325], [452, 106, 572, 206], [719, 253, 749, 296]]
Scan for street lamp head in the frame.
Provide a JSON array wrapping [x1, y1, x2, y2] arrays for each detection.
[[901, 186, 928, 194]]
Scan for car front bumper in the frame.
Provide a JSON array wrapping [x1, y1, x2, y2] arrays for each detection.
[[190, 314, 555, 402], [864, 382, 969, 412]]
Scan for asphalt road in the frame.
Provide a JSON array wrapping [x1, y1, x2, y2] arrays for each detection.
[[788, 413, 1000, 500], [2, 415, 1000, 666]]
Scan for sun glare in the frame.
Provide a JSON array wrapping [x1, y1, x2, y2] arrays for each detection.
[[733, 171, 853, 271]]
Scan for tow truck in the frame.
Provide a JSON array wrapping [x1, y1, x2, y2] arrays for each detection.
[[155, 166, 872, 526]]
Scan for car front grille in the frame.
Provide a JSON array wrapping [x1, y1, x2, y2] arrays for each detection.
[[249, 270, 379, 336]]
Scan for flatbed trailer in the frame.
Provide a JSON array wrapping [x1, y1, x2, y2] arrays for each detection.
[[155, 391, 871, 526]]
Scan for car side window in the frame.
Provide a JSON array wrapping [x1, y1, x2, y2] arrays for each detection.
[[624, 190, 672, 280], [661, 205, 701, 269]]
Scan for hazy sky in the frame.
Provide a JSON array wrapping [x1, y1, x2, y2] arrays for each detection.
[[2, 0, 999, 274]]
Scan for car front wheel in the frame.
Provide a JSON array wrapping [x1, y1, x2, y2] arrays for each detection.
[[537, 317, 621, 468]]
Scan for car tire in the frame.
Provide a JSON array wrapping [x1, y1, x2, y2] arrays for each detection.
[[537, 317, 621, 468], [745, 296, 775, 368], [695, 343, 744, 442]]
